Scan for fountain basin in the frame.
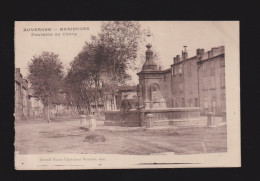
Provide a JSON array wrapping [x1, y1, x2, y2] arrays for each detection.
[[104, 107, 202, 127]]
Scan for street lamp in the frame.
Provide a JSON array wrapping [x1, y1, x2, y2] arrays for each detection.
[[145, 27, 154, 48]]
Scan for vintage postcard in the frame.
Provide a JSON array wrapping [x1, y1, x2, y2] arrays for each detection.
[[14, 21, 240, 169]]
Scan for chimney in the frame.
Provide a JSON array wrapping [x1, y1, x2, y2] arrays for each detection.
[[196, 48, 204, 56], [182, 51, 188, 60], [173, 57, 176, 64], [176, 55, 180, 62], [182, 46, 188, 60], [208, 50, 212, 58], [212, 46, 224, 56]]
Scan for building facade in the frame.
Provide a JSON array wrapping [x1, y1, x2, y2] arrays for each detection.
[[167, 46, 225, 116], [197, 47, 225, 115], [28, 88, 44, 118], [136, 45, 226, 116], [15, 68, 44, 119], [15, 68, 31, 119]]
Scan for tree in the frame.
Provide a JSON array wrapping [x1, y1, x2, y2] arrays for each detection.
[[98, 21, 145, 109], [63, 68, 93, 116], [62, 39, 103, 116], [64, 21, 145, 115], [28, 52, 64, 123]]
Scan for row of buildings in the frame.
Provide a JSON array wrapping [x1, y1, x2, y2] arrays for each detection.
[[15, 68, 112, 119], [15, 68, 45, 119], [74, 45, 226, 117], [136, 45, 226, 116], [15, 45, 226, 119], [15, 69, 75, 120], [15, 68, 41, 119]]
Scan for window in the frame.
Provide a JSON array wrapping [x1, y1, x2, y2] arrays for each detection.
[[189, 84, 192, 94], [179, 65, 182, 74], [209, 76, 215, 89], [210, 61, 215, 69], [174, 66, 178, 75], [212, 96, 216, 111], [187, 99, 193, 107], [179, 83, 184, 92], [207, 78, 211, 88], [221, 73, 225, 88], [181, 98, 185, 107], [203, 97, 209, 109], [187, 99, 190, 107], [203, 78, 208, 90], [195, 98, 198, 107], [209, 61, 215, 76], [202, 62, 206, 71]]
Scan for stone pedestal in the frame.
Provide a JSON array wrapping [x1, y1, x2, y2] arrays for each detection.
[[146, 114, 154, 128], [207, 112, 215, 126], [89, 115, 96, 131], [80, 115, 88, 127]]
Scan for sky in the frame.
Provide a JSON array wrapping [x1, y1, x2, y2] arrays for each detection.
[[15, 21, 238, 84]]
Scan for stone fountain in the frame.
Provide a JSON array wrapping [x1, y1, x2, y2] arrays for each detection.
[[104, 32, 201, 127]]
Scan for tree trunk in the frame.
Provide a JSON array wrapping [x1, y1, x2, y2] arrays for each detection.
[[43, 105, 48, 121], [103, 96, 107, 111], [43, 104, 51, 123], [47, 103, 51, 123], [95, 98, 100, 118], [113, 94, 117, 110], [76, 105, 81, 115]]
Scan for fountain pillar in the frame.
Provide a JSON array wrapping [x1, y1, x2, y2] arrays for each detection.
[[137, 41, 166, 109]]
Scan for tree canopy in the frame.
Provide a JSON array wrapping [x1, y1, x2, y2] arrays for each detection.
[[63, 21, 145, 112], [28, 51, 64, 121]]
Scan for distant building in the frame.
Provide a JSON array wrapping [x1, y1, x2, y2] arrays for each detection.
[[15, 68, 31, 119], [27, 88, 44, 118], [15, 68, 44, 119]]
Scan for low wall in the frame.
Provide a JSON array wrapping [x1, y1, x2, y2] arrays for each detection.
[[104, 107, 201, 127], [104, 109, 140, 126]]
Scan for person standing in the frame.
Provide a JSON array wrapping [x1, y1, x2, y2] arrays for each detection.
[[120, 95, 132, 123], [135, 100, 145, 126]]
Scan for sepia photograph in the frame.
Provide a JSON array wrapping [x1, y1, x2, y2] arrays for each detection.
[[14, 21, 240, 169]]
